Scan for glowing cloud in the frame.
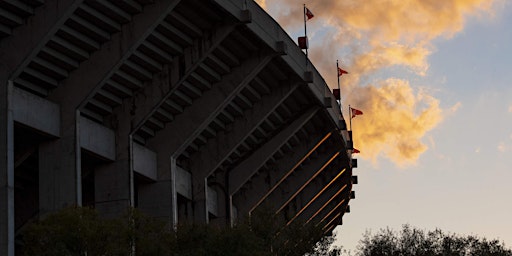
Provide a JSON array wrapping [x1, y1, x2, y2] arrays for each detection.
[[350, 79, 442, 166], [260, 0, 497, 166]]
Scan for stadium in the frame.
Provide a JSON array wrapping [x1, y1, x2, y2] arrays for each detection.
[[0, 0, 357, 254]]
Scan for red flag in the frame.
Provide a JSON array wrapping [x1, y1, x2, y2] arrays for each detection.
[[351, 108, 363, 118], [352, 148, 360, 154], [338, 67, 348, 77], [305, 8, 314, 20]]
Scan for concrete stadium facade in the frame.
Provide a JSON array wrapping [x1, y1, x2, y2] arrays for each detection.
[[0, 0, 357, 254]]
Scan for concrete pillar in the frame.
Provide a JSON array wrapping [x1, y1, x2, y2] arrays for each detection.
[[0, 82, 14, 256], [38, 109, 79, 213]]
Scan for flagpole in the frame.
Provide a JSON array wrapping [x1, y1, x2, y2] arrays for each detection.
[[336, 60, 340, 92], [303, 4, 308, 67], [349, 105, 352, 131], [337, 60, 341, 110]]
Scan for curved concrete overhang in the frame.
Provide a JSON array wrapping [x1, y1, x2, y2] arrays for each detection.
[[1, 0, 356, 247]]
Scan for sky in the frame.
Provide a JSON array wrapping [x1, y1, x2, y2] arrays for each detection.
[[256, 0, 512, 252]]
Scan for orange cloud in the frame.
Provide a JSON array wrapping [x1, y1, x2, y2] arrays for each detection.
[[260, 0, 497, 166], [350, 79, 442, 166]]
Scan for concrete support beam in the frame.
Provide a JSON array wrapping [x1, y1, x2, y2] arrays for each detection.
[[0, 1, 80, 83], [318, 198, 348, 226], [133, 143, 157, 181], [49, 0, 182, 217], [0, 82, 14, 256], [307, 190, 349, 225], [274, 151, 340, 214], [132, 23, 236, 137], [285, 168, 347, 226], [213, 0, 343, 126], [228, 107, 320, 198], [49, 0, 183, 104], [12, 87, 60, 137], [176, 166, 192, 199], [191, 83, 301, 180], [79, 116, 115, 161], [233, 131, 332, 216], [147, 54, 273, 223], [146, 54, 273, 159], [301, 182, 349, 225]]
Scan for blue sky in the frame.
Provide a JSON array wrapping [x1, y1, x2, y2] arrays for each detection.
[[259, 0, 512, 251], [337, 3, 512, 251]]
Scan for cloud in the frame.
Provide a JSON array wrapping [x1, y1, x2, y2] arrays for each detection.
[[497, 141, 508, 153], [260, 0, 498, 166], [351, 79, 442, 167], [254, 0, 266, 9]]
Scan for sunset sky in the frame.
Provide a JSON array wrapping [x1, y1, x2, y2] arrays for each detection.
[[257, 0, 512, 251]]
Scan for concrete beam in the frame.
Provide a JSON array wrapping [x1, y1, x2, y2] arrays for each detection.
[[52, 0, 182, 217], [175, 165, 192, 200], [0, 1, 80, 83], [133, 143, 157, 181], [213, 0, 343, 126], [285, 168, 347, 226], [318, 198, 349, 227], [49, 0, 183, 104], [302, 182, 349, 225], [228, 107, 320, 195], [12, 87, 60, 137], [308, 192, 349, 226], [146, 53, 273, 159], [274, 151, 340, 214], [233, 131, 332, 216], [131, 23, 237, 140], [79, 116, 115, 161], [190, 82, 301, 180]]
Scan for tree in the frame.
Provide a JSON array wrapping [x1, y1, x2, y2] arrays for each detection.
[[20, 206, 341, 255], [357, 224, 512, 256]]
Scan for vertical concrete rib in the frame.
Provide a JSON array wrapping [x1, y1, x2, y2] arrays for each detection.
[[0, 81, 14, 256]]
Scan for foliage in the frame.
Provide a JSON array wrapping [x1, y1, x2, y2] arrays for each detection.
[[357, 224, 512, 256], [20, 206, 340, 255]]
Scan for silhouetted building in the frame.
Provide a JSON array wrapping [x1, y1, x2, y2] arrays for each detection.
[[0, 1, 356, 255]]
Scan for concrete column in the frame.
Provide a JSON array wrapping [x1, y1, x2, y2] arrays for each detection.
[[39, 107, 79, 213], [0, 81, 14, 256]]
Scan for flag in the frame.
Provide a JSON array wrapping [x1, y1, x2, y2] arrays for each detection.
[[338, 67, 348, 77], [351, 108, 363, 118], [352, 148, 360, 154], [305, 8, 314, 20]]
